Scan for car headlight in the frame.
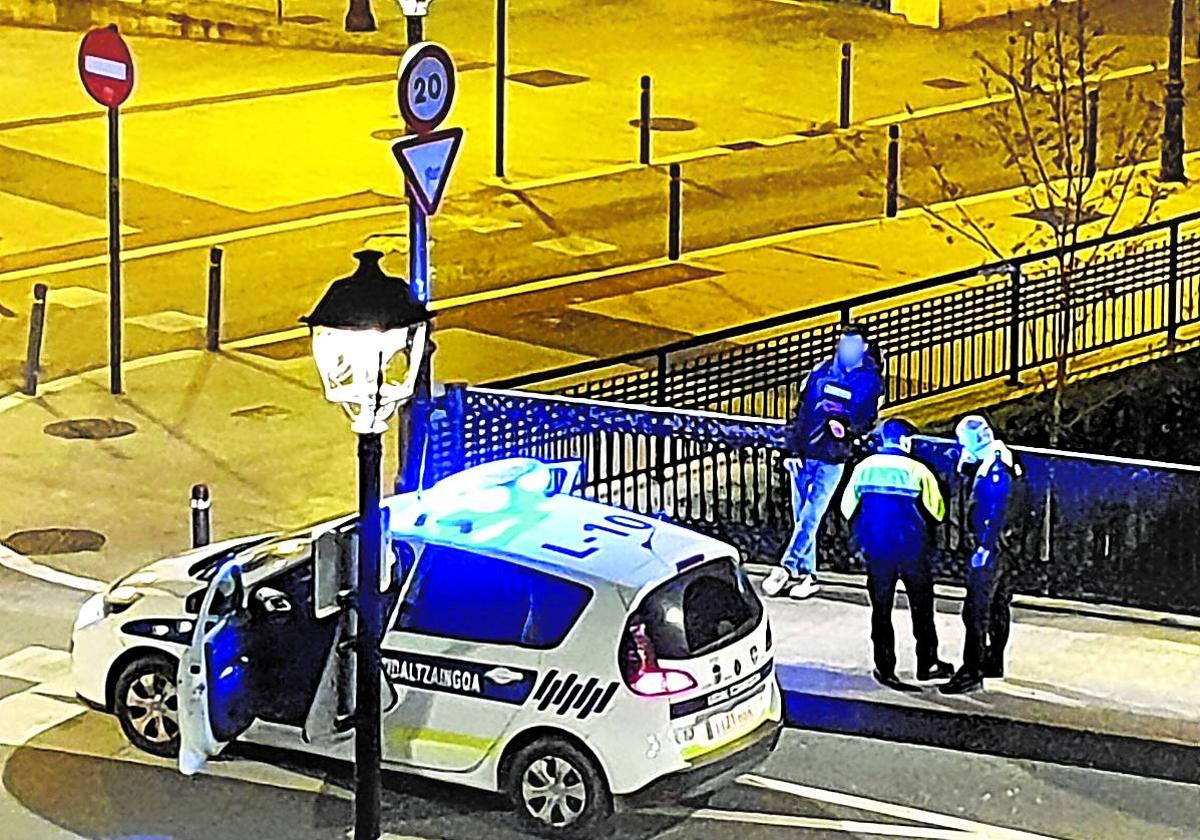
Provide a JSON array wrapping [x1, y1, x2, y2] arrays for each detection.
[[74, 593, 106, 631], [102, 585, 144, 617]]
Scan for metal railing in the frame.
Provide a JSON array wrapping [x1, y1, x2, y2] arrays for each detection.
[[427, 386, 1200, 615], [488, 210, 1200, 420]]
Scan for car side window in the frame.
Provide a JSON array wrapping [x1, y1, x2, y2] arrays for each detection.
[[395, 544, 592, 649]]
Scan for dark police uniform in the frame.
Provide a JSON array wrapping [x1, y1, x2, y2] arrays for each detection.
[[840, 446, 946, 678], [961, 453, 1024, 677]]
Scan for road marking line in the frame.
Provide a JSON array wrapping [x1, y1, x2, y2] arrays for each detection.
[[0, 645, 71, 684], [0, 204, 404, 286], [0, 542, 105, 593], [650, 807, 979, 838], [483, 162, 644, 192], [0, 692, 86, 747], [738, 774, 1066, 840]]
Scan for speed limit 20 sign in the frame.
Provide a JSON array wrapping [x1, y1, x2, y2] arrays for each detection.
[[397, 42, 456, 134]]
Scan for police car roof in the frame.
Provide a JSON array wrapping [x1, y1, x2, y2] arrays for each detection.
[[383, 488, 735, 596]]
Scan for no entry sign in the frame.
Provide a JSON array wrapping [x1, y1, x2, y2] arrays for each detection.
[[78, 25, 135, 109]]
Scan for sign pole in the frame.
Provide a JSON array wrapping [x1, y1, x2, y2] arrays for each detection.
[[496, 0, 507, 179], [107, 105, 123, 395], [78, 25, 134, 395], [394, 37, 460, 494], [405, 17, 426, 298], [403, 20, 432, 501]]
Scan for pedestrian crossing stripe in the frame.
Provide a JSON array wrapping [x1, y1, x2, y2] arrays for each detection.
[[0, 645, 72, 684], [0, 692, 85, 747]]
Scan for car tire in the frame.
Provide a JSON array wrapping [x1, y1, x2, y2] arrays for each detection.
[[114, 654, 181, 758], [505, 737, 613, 838]]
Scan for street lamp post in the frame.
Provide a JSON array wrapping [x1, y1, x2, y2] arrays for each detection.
[[302, 250, 432, 840], [346, 0, 377, 32], [1162, 0, 1187, 183]]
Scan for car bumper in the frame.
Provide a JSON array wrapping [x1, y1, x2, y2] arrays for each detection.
[[615, 716, 782, 810]]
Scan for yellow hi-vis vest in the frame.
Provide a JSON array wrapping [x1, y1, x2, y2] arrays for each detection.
[[840, 452, 946, 523]]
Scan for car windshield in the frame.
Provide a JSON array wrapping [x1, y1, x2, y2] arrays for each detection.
[[195, 534, 310, 582]]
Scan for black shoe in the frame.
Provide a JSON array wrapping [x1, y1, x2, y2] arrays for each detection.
[[939, 667, 984, 695], [873, 669, 922, 693], [916, 660, 954, 681]]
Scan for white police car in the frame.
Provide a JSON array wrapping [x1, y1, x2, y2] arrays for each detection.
[[72, 459, 781, 836]]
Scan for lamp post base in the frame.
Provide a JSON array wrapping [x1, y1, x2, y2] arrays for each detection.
[[345, 1, 377, 32]]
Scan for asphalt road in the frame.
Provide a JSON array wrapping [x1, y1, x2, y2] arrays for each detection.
[[0, 566, 1196, 840]]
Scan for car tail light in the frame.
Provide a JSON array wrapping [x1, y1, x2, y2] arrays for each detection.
[[630, 667, 698, 696], [620, 617, 697, 697]]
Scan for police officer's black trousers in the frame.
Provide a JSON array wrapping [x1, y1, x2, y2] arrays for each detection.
[[962, 554, 1012, 674], [864, 550, 940, 676]]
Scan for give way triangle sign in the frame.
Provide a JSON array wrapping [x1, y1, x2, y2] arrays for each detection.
[[391, 127, 464, 215]]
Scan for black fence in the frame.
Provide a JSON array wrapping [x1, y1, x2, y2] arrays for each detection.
[[488, 210, 1200, 422], [426, 386, 1200, 616]]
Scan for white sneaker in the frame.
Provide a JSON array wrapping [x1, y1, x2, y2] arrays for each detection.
[[762, 567, 790, 597], [788, 575, 821, 600]]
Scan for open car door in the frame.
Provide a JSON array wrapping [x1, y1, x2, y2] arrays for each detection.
[[178, 561, 257, 775]]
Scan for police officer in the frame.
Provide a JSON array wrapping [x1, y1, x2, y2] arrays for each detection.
[[941, 416, 1024, 695], [764, 324, 885, 601], [840, 418, 953, 690]]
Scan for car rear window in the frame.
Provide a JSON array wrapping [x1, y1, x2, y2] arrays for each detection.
[[633, 558, 762, 660]]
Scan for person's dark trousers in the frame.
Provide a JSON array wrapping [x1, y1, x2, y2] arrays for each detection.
[[864, 548, 940, 676], [962, 554, 1012, 675]]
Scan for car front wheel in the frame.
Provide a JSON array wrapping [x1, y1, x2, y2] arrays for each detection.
[[506, 737, 612, 838], [114, 654, 180, 758]]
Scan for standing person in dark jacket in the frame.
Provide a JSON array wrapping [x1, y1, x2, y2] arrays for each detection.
[[764, 325, 885, 600], [942, 415, 1025, 695], [840, 418, 954, 690]]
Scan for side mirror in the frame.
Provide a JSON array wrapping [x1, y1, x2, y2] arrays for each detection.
[[255, 586, 293, 615]]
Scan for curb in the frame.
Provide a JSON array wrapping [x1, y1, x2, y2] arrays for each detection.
[[775, 669, 1200, 786], [744, 563, 1200, 632]]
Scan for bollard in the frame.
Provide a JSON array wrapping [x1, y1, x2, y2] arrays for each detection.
[[668, 163, 682, 260], [22, 283, 48, 397], [206, 246, 223, 352], [885, 124, 900, 218], [190, 484, 212, 548], [639, 75, 652, 165], [1085, 89, 1099, 178], [839, 43, 852, 129]]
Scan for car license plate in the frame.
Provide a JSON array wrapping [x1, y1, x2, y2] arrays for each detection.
[[706, 689, 766, 741]]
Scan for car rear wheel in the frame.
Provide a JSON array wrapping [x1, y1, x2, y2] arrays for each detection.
[[505, 737, 612, 838], [114, 655, 180, 758]]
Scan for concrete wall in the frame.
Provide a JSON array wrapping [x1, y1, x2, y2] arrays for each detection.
[[894, 0, 1078, 28]]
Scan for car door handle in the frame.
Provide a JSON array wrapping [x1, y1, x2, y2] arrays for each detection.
[[484, 667, 524, 686]]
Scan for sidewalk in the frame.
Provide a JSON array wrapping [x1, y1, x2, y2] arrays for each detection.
[[763, 581, 1200, 780]]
